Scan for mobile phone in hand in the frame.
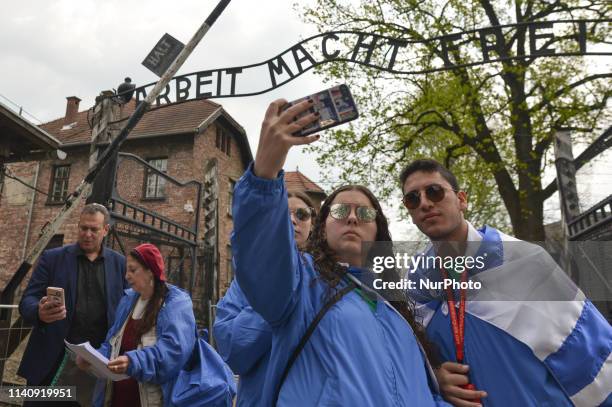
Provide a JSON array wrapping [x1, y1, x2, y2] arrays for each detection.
[[46, 287, 65, 308], [286, 84, 359, 137]]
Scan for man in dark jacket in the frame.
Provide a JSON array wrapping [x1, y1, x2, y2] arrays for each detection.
[[19, 203, 128, 406]]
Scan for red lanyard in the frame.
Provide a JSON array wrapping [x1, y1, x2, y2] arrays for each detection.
[[440, 268, 480, 401], [439, 268, 468, 362]]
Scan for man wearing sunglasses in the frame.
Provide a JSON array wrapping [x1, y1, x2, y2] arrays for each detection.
[[400, 159, 611, 407]]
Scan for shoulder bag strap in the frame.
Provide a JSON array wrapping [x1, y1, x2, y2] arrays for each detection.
[[273, 281, 356, 406]]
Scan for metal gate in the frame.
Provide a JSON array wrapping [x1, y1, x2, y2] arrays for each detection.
[[104, 152, 209, 322]]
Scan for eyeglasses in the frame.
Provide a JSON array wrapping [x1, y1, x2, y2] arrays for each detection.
[[290, 207, 314, 222], [329, 203, 377, 223], [78, 225, 103, 234], [402, 184, 457, 209]]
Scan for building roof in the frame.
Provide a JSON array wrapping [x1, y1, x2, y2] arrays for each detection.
[[285, 170, 326, 196], [40, 98, 253, 165], [0, 101, 61, 163]]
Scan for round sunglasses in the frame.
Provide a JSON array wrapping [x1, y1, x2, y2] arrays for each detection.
[[290, 207, 314, 222], [329, 203, 377, 223], [402, 184, 457, 209]]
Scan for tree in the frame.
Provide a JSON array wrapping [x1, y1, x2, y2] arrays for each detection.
[[300, 0, 611, 240]]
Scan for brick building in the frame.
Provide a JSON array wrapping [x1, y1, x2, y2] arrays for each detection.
[[0, 93, 329, 383], [0, 95, 254, 324], [285, 169, 326, 209], [1, 93, 329, 321]]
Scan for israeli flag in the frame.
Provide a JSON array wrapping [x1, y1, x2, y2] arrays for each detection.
[[409, 223, 611, 406]]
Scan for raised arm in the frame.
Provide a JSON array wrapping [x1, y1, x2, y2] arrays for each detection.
[[231, 164, 300, 326], [231, 98, 319, 326], [214, 280, 272, 374]]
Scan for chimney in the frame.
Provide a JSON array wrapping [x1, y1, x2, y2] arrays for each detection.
[[64, 96, 81, 125]]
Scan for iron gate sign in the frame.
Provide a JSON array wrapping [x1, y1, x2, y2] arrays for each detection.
[[133, 19, 611, 105], [142, 33, 185, 77]]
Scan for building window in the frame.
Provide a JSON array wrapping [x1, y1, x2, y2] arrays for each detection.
[[48, 165, 70, 204], [216, 127, 231, 156], [216, 128, 222, 149], [144, 158, 167, 199], [46, 234, 64, 250], [228, 179, 236, 216]]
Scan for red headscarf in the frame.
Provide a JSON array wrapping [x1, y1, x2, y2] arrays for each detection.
[[132, 243, 166, 282]]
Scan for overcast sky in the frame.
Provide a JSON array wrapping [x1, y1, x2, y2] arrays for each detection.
[[0, 0, 330, 179], [1, 0, 609, 239], [0, 0, 423, 238]]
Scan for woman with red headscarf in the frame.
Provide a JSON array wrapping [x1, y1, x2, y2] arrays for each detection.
[[78, 243, 234, 406]]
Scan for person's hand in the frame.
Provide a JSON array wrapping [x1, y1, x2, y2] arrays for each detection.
[[253, 98, 320, 179], [108, 355, 129, 374], [435, 362, 487, 407], [38, 296, 66, 323], [75, 355, 91, 371]]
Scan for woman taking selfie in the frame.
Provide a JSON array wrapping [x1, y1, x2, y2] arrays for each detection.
[[231, 98, 448, 406], [214, 190, 317, 407], [77, 243, 196, 407]]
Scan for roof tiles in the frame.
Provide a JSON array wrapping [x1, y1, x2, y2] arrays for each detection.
[[285, 170, 325, 194], [41, 99, 222, 145]]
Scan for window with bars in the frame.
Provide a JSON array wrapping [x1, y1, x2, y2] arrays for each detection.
[[144, 158, 168, 199], [48, 165, 70, 204], [216, 127, 231, 156]]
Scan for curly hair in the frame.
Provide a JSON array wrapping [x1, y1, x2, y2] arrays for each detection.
[[306, 184, 439, 366]]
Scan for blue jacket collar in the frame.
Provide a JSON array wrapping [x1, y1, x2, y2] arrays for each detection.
[[474, 225, 504, 272], [419, 224, 504, 274], [66, 243, 80, 254]]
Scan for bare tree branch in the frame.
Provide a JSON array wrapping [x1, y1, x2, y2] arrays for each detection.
[[530, 73, 612, 113]]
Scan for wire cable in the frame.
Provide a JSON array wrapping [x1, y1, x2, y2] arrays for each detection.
[[1, 167, 48, 196]]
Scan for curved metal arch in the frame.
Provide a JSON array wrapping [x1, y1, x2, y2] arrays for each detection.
[[128, 19, 612, 102]]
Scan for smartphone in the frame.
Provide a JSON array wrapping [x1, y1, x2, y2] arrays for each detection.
[[286, 84, 359, 137], [46, 287, 65, 308]]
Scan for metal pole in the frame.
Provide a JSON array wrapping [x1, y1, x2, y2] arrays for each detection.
[[208, 301, 216, 346], [17, 0, 233, 271], [553, 129, 579, 277], [21, 163, 40, 261], [87, 0, 233, 185]]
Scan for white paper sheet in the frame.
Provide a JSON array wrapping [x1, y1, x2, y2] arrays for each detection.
[[64, 340, 129, 381]]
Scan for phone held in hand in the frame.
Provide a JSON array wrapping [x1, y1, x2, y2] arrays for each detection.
[[46, 287, 65, 308], [286, 84, 359, 137]]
